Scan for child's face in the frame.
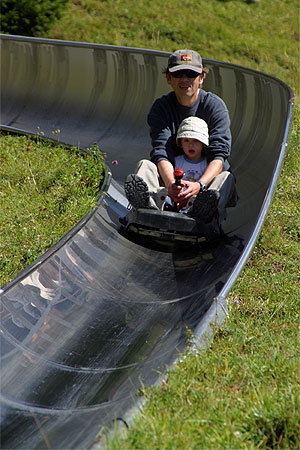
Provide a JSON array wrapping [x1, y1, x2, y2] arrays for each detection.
[[180, 138, 204, 161]]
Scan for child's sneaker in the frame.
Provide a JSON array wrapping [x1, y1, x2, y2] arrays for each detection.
[[190, 189, 220, 223], [124, 174, 151, 209]]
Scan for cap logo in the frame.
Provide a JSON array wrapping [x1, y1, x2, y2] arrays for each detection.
[[181, 54, 192, 62]]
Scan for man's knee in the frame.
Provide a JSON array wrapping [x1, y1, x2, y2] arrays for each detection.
[[219, 172, 237, 207], [208, 171, 233, 191], [209, 171, 237, 209], [135, 159, 157, 174], [134, 159, 160, 193]]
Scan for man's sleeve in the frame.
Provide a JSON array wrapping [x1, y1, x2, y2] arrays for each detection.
[[147, 100, 176, 166], [202, 94, 232, 165]]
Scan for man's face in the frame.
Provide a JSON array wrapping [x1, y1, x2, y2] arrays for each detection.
[[166, 71, 205, 106]]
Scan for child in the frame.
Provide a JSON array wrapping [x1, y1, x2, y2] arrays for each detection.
[[176, 116, 209, 176], [163, 116, 211, 212]]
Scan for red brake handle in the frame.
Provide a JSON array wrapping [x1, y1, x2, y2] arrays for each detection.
[[174, 168, 184, 186], [172, 168, 184, 212]]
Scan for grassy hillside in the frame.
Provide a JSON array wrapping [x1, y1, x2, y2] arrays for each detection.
[[2, 0, 299, 448]]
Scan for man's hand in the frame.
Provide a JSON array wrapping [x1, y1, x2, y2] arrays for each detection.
[[168, 180, 201, 208]]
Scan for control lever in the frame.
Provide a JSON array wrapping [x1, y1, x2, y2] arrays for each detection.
[[172, 168, 184, 212]]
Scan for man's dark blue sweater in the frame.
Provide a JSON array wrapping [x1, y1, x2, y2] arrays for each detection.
[[147, 89, 231, 171]]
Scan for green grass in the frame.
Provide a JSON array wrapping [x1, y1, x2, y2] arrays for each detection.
[[0, 134, 105, 286], [2, 0, 300, 448]]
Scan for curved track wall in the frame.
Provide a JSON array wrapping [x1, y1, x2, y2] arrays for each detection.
[[0, 35, 293, 449]]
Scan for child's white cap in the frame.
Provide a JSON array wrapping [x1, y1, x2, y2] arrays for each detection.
[[176, 116, 209, 147]]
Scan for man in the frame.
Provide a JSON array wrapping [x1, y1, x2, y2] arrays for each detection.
[[125, 49, 237, 225]]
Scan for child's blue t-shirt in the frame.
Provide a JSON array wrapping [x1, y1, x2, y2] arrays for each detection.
[[174, 154, 208, 182]]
